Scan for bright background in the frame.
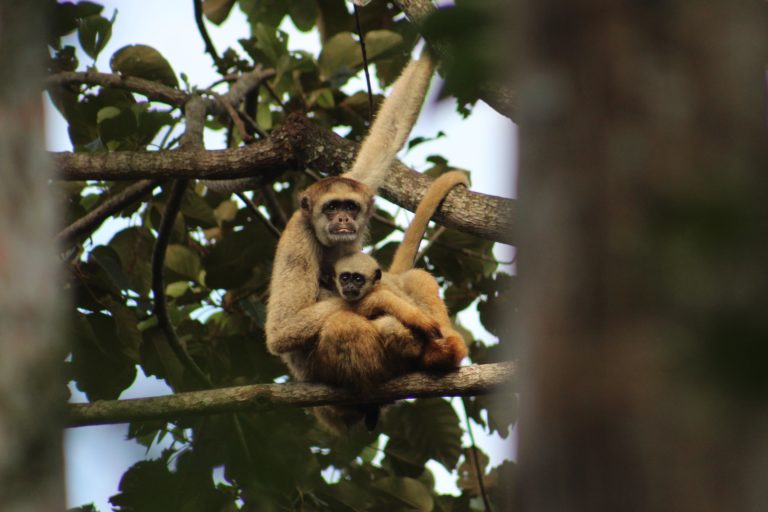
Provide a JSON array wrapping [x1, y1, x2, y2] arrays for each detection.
[[45, 1, 518, 509]]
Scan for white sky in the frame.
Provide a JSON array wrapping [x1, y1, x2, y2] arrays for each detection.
[[49, 1, 518, 509]]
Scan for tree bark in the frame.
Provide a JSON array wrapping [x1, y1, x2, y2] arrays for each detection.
[[0, 1, 66, 510], [68, 362, 514, 426], [518, 1, 768, 511]]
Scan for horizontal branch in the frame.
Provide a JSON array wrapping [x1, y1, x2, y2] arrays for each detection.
[[51, 114, 515, 244], [45, 71, 189, 106], [67, 362, 515, 427], [52, 138, 293, 181]]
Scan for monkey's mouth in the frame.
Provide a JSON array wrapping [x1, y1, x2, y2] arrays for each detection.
[[342, 290, 360, 300], [329, 232, 358, 242]]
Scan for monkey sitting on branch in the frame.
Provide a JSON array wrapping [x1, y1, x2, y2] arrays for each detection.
[[265, 48, 471, 432], [265, 49, 438, 391]]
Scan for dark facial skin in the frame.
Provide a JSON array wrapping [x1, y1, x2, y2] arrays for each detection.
[[323, 200, 361, 236], [338, 271, 366, 300]]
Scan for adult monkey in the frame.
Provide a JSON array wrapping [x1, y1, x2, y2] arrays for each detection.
[[265, 48, 437, 391]]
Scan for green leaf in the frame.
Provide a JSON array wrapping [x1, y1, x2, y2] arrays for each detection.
[[256, 93, 273, 130], [103, 296, 143, 363], [382, 398, 463, 476], [164, 244, 202, 282], [180, 188, 217, 228], [88, 245, 132, 292], [108, 227, 155, 296], [97, 106, 138, 146], [78, 14, 113, 60], [239, 0, 288, 29], [202, 224, 275, 289], [310, 87, 335, 109], [203, 0, 236, 24], [245, 22, 288, 66], [136, 108, 174, 147], [318, 32, 360, 81], [50, 1, 103, 43], [477, 273, 516, 345], [213, 200, 238, 225], [363, 30, 404, 61], [110, 44, 178, 87], [69, 311, 137, 401], [370, 477, 434, 511], [288, 0, 318, 31]]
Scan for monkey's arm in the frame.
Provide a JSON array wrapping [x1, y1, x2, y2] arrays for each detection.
[[356, 289, 441, 341], [266, 297, 351, 354], [265, 212, 327, 354]]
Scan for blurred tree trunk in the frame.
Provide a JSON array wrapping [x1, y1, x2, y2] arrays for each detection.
[[0, 2, 66, 510], [517, 1, 768, 511]]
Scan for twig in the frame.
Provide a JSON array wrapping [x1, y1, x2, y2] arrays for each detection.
[[414, 225, 446, 264], [192, 0, 226, 73], [218, 95, 255, 143], [462, 397, 494, 512], [260, 184, 288, 229], [236, 191, 282, 238], [236, 109, 267, 139], [152, 180, 212, 388], [353, 4, 375, 122], [263, 81, 287, 111], [67, 362, 516, 427], [56, 179, 160, 245], [45, 71, 189, 106]]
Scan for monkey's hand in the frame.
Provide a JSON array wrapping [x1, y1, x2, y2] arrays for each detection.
[[401, 313, 442, 341]]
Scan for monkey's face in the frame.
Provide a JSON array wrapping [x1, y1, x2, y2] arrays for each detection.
[[336, 266, 381, 300], [320, 198, 363, 242], [301, 178, 374, 247], [336, 271, 369, 300]]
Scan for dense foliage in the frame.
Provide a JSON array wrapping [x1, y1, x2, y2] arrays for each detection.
[[50, 1, 515, 510]]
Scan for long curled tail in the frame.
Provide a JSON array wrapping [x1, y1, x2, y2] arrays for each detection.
[[343, 48, 436, 193], [388, 170, 469, 274]]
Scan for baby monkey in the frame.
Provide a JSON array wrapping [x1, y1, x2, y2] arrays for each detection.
[[332, 252, 444, 353]]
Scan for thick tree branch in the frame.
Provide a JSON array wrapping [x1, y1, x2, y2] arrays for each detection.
[[52, 138, 292, 181], [67, 362, 514, 427], [52, 114, 514, 244], [393, 0, 516, 120]]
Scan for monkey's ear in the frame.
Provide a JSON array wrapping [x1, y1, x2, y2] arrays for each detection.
[[300, 196, 310, 211], [374, 269, 382, 282]]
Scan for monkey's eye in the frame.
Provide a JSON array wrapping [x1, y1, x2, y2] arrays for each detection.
[[339, 272, 351, 283], [341, 200, 360, 213], [352, 274, 365, 285], [323, 201, 340, 213]]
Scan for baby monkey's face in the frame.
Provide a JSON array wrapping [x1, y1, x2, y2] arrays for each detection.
[[336, 271, 369, 300], [333, 252, 382, 301]]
